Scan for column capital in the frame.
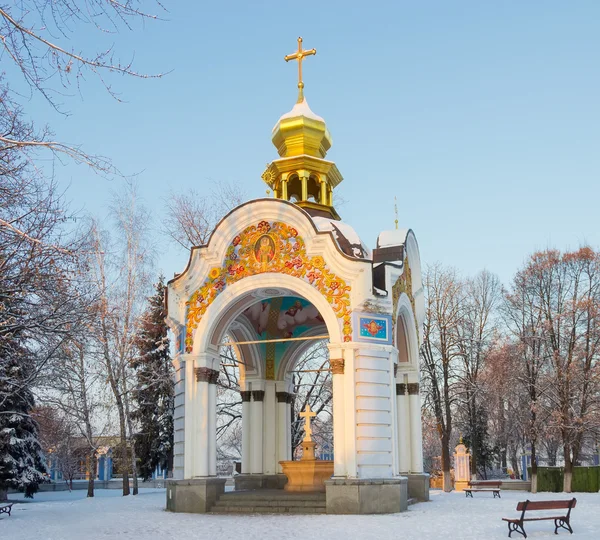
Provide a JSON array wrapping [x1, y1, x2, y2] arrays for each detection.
[[407, 383, 420, 395], [276, 391, 293, 403], [396, 383, 407, 395], [252, 390, 265, 402], [240, 391, 252, 402], [330, 358, 345, 375], [195, 367, 220, 384]]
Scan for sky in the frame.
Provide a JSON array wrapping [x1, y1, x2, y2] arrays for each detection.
[[16, 1, 600, 286]]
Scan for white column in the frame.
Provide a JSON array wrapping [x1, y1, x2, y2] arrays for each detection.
[[409, 379, 424, 473], [208, 381, 217, 476], [192, 366, 220, 477], [183, 356, 196, 478], [263, 381, 277, 474], [195, 378, 209, 477], [397, 378, 411, 473], [285, 391, 292, 460], [241, 389, 252, 474], [276, 382, 291, 472], [342, 347, 358, 478], [251, 386, 264, 474], [390, 360, 399, 477], [330, 355, 346, 477]]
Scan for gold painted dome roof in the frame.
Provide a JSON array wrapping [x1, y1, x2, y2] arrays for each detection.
[[271, 97, 332, 159]]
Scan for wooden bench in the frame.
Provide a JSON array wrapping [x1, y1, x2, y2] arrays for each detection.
[[0, 503, 14, 517], [502, 498, 577, 538], [463, 480, 502, 498]]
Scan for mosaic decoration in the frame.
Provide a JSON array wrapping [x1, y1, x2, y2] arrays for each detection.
[[353, 312, 392, 344], [185, 220, 352, 352], [391, 257, 419, 345]]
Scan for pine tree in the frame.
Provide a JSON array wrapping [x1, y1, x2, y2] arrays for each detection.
[[132, 275, 174, 481], [0, 339, 47, 500]]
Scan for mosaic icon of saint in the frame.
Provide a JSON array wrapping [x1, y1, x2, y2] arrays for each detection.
[[255, 235, 275, 268]]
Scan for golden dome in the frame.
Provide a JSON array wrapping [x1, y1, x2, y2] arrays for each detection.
[[262, 38, 343, 221], [271, 98, 332, 159]]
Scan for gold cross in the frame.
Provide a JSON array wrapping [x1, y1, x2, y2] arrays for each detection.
[[299, 405, 317, 442], [284, 36, 316, 103]]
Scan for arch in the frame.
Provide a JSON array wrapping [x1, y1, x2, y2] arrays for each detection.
[[287, 174, 301, 202], [191, 273, 344, 356], [227, 317, 264, 381], [306, 174, 320, 202], [276, 325, 329, 381], [395, 292, 420, 375]]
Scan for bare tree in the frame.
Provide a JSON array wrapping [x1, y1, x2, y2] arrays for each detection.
[[515, 249, 600, 492], [420, 264, 465, 492], [456, 270, 501, 477], [164, 184, 246, 250], [0, 1, 165, 173], [89, 184, 153, 495]]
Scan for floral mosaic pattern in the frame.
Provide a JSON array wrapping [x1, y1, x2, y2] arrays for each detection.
[[392, 257, 419, 344], [185, 221, 352, 352]]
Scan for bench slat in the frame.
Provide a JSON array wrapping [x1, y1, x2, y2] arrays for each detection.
[[516, 500, 576, 511]]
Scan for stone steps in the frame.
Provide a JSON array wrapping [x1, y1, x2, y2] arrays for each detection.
[[211, 490, 327, 514]]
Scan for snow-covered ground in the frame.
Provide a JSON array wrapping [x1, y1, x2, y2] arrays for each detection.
[[2, 488, 599, 539]]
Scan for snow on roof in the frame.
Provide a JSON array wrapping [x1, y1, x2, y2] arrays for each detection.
[[276, 98, 324, 126], [313, 216, 371, 259], [377, 229, 410, 249]]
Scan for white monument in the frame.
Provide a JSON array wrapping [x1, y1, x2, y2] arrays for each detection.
[[165, 38, 428, 514]]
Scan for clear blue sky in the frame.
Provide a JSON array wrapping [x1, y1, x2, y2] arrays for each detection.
[[27, 1, 600, 286]]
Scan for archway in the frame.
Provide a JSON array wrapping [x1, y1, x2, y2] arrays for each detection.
[[184, 274, 342, 487]]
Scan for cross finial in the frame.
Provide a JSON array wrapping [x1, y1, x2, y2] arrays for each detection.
[[284, 37, 316, 103], [394, 196, 399, 230], [299, 404, 317, 442]]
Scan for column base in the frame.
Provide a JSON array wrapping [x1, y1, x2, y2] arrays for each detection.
[[165, 477, 226, 513], [407, 473, 430, 501], [234, 474, 288, 491], [325, 477, 408, 514]]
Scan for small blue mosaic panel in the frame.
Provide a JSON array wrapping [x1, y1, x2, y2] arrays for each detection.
[[354, 312, 393, 344]]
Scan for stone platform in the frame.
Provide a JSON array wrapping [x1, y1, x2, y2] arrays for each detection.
[[167, 476, 414, 514], [211, 490, 326, 514]]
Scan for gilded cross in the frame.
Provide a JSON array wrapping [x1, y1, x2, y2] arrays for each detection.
[[299, 404, 317, 442], [284, 36, 316, 102]]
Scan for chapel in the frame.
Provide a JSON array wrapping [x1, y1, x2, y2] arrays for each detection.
[[165, 38, 428, 514]]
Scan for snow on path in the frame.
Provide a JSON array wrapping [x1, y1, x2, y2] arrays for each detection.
[[2, 488, 599, 539]]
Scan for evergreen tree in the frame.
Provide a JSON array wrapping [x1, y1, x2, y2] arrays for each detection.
[[132, 275, 174, 481], [0, 336, 47, 500]]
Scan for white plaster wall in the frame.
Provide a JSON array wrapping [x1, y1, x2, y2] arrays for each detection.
[[172, 356, 185, 480], [353, 346, 396, 478]]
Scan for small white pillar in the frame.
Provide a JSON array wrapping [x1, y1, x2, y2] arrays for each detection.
[[276, 387, 291, 471], [263, 381, 277, 474], [330, 355, 346, 477], [183, 356, 196, 478], [408, 380, 423, 473], [241, 389, 252, 474], [208, 381, 217, 476], [396, 380, 411, 473], [193, 366, 220, 477], [251, 387, 265, 474], [342, 348, 358, 478]]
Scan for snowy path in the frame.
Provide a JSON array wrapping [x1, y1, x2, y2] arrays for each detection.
[[2, 488, 599, 539]]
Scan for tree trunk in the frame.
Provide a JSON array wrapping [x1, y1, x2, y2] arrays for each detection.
[[87, 451, 96, 498], [0, 488, 7, 502], [124, 373, 139, 495], [530, 441, 538, 493], [563, 445, 573, 493], [509, 450, 520, 480], [441, 436, 452, 492]]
